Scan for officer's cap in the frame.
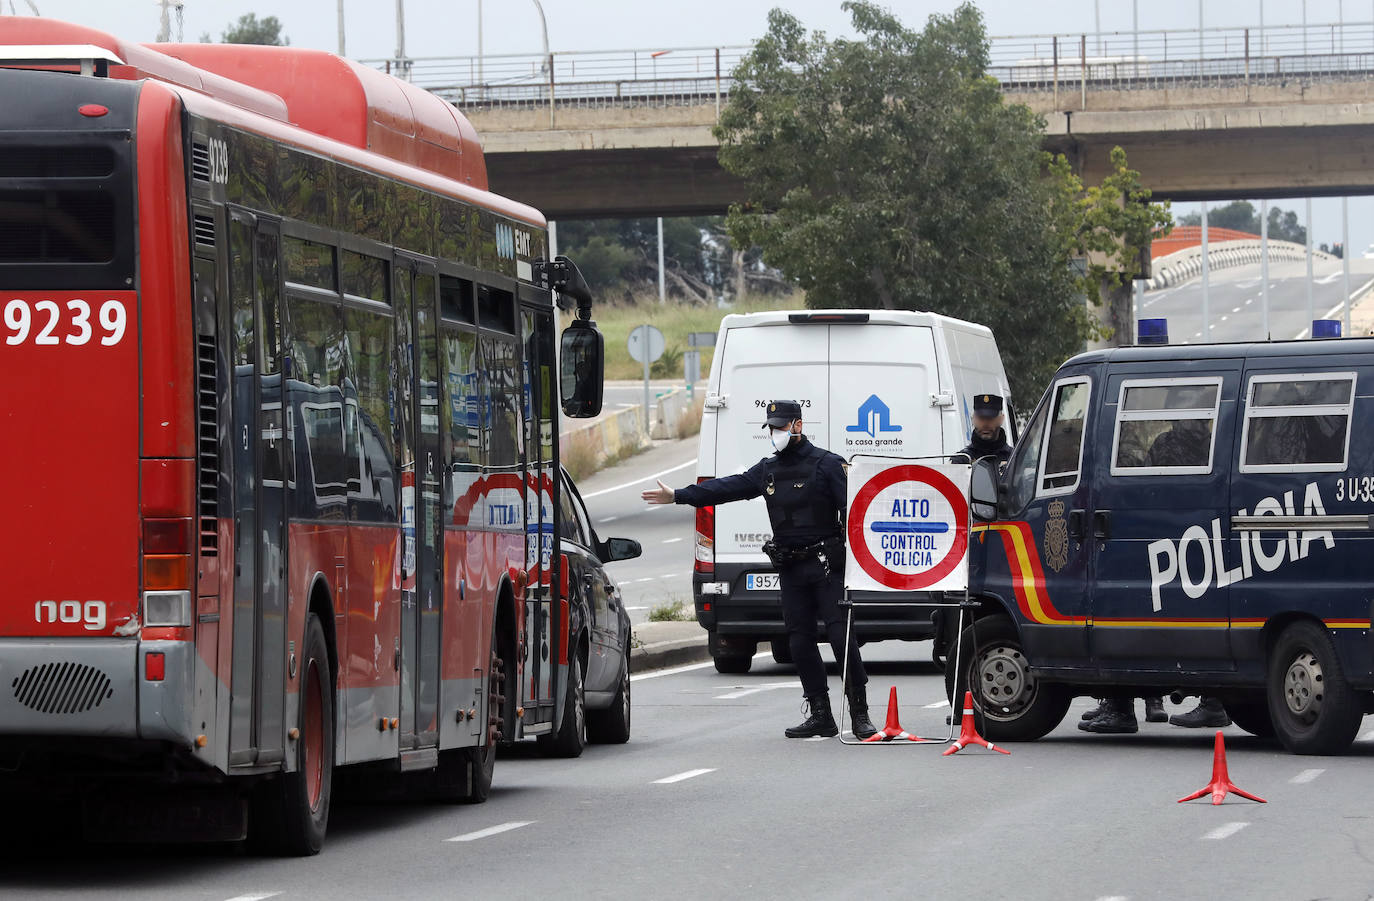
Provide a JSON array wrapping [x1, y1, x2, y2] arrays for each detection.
[[762, 399, 803, 428], [972, 394, 1004, 417]]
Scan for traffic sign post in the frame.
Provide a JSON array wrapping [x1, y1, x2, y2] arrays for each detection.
[[836, 454, 977, 747], [627, 324, 665, 437]]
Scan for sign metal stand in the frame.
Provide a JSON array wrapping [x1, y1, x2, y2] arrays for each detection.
[[837, 453, 979, 746]]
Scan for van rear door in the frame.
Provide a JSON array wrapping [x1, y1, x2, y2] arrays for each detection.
[[826, 324, 943, 461], [711, 324, 829, 563]]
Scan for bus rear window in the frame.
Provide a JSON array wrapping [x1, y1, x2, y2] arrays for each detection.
[[0, 145, 115, 178], [0, 189, 115, 262]]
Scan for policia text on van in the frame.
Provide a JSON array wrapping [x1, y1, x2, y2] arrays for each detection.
[[958, 338, 1374, 755]]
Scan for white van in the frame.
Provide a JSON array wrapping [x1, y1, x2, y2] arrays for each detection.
[[690, 309, 1011, 673]]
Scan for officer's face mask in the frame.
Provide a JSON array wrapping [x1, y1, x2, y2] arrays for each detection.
[[769, 427, 793, 453]]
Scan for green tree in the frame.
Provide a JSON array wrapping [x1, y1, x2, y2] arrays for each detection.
[[202, 13, 290, 46], [715, 2, 1170, 404], [1178, 200, 1306, 244]]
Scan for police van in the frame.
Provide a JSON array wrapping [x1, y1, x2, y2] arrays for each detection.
[[691, 310, 1011, 673], [963, 337, 1374, 754]]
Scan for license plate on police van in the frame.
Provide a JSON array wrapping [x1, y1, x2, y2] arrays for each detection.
[[745, 573, 780, 591]]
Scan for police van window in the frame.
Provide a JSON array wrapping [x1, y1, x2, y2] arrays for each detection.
[[1111, 378, 1221, 476], [1006, 397, 1048, 511], [1240, 372, 1356, 472], [1040, 379, 1090, 495]]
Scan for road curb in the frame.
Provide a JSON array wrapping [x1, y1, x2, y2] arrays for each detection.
[[630, 621, 710, 673]]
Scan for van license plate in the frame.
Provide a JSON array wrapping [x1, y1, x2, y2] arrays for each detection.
[[745, 573, 780, 591]]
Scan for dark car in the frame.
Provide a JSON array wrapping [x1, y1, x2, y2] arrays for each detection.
[[538, 467, 640, 757]]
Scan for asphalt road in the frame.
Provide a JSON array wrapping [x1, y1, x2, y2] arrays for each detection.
[[573, 436, 701, 624], [12, 642, 1374, 900], [1140, 255, 1374, 342]]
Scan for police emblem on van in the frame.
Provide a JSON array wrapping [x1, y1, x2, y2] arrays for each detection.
[[1044, 499, 1069, 572]]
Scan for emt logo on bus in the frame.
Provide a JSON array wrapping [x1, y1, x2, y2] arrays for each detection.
[[1146, 481, 1335, 611]]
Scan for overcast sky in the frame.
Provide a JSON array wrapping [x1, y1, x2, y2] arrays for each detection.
[[13, 0, 1374, 256]]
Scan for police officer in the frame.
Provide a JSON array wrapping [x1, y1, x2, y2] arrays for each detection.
[[641, 400, 876, 740], [954, 393, 1013, 466]]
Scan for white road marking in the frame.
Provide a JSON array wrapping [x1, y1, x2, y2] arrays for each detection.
[[1203, 822, 1250, 840], [600, 516, 618, 524], [661, 572, 680, 579], [1094, 896, 1130, 901], [662, 537, 683, 544], [1317, 271, 1342, 285], [632, 577, 655, 583], [446, 821, 534, 842], [714, 681, 795, 700], [1359, 729, 1374, 742], [1290, 768, 1325, 784], [923, 699, 950, 709], [626, 606, 648, 611], [581, 458, 699, 499], [804, 735, 830, 742], [654, 768, 716, 784], [222, 895, 282, 901], [1231, 306, 1241, 313]]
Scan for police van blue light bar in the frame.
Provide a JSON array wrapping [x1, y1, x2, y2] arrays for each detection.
[[1312, 319, 1342, 339], [1137, 318, 1168, 345]]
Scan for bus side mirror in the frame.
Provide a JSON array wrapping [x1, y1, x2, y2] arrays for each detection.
[[969, 457, 1000, 522], [560, 319, 604, 418]]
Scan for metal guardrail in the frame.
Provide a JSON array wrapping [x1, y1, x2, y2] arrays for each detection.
[[360, 21, 1374, 116]]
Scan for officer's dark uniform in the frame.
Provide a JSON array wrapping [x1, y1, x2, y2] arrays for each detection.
[[672, 400, 874, 739], [953, 393, 1013, 466]]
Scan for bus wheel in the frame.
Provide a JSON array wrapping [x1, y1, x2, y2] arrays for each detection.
[[460, 648, 504, 803], [944, 614, 1069, 742], [250, 613, 334, 855], [1267, 621, 1362, 755]]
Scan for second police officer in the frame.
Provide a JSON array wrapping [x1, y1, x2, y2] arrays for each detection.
[[641, 399, 877, 740], [955, 393, 1013, 466]]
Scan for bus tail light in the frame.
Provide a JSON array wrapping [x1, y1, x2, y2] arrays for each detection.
[[144, 651, 166, 681], [143, 554, 191, 591], [693, 479, 714, 576], [143, 590, 191, 628]]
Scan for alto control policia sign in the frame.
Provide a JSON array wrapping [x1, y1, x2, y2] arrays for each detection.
[[845, 457, 971, 592]]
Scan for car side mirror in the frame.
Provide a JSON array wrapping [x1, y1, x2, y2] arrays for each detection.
[[600, 537, 641, 563], [969, 457, 1000, 522], [560, 319, 604, 418]]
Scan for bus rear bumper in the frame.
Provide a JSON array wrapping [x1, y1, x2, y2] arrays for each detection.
[[0, 639, 195, 747]]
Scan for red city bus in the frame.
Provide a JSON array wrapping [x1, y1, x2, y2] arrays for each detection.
[[0, 19, 606, 853]]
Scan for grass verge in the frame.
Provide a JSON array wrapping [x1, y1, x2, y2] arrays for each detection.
[[648, 599, 694, 622], [595, 293, 803, 382]]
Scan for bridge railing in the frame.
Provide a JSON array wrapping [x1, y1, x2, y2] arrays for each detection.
[[362, 21, 1374, 116]]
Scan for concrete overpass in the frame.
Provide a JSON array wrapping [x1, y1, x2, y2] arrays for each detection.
[[368, 22, 1374, 219]]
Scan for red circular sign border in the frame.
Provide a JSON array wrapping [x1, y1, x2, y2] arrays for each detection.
[[847, 464, 969, 590]]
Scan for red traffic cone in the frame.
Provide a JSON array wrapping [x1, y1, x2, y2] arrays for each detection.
[[1177, 730, 1266, 805], [862, 686, 933, 742], [942, 691, 1011, 756]]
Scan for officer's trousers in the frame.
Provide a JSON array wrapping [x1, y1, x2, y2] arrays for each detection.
[[778, 556, 867, 698]]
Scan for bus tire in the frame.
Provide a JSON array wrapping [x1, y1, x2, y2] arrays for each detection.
[[538, 654, 586, 758], [1267, 620, 1362, 755], [250, 613, 334, 855], [459, 647, 504, 803], [944, 614, 1069, 743]]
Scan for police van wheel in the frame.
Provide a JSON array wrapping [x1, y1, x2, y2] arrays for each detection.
[[770, 639, 794, 665], [1225, 697, 1275, 739], [1267, 621, 1363, 755], [945, 614, 1069, 742]]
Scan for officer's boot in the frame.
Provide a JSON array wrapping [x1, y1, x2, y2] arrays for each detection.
[[785, 694, 839, 739], [1077, 696, 1139, 734], [1169, 696, 1231, 728], [846, 684, 877, 740], [1143, 695, 1168, 723], [1080, 697, 1110, 721]]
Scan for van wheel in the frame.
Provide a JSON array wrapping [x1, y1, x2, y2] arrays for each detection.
[[770, 639, 793, 665], [1267, 621, 1362, 755], [249, 613, 333, 855], [945, 614, 1069, 742], [714, 654, 752, 674], [1226, 698, 1275, 739]]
